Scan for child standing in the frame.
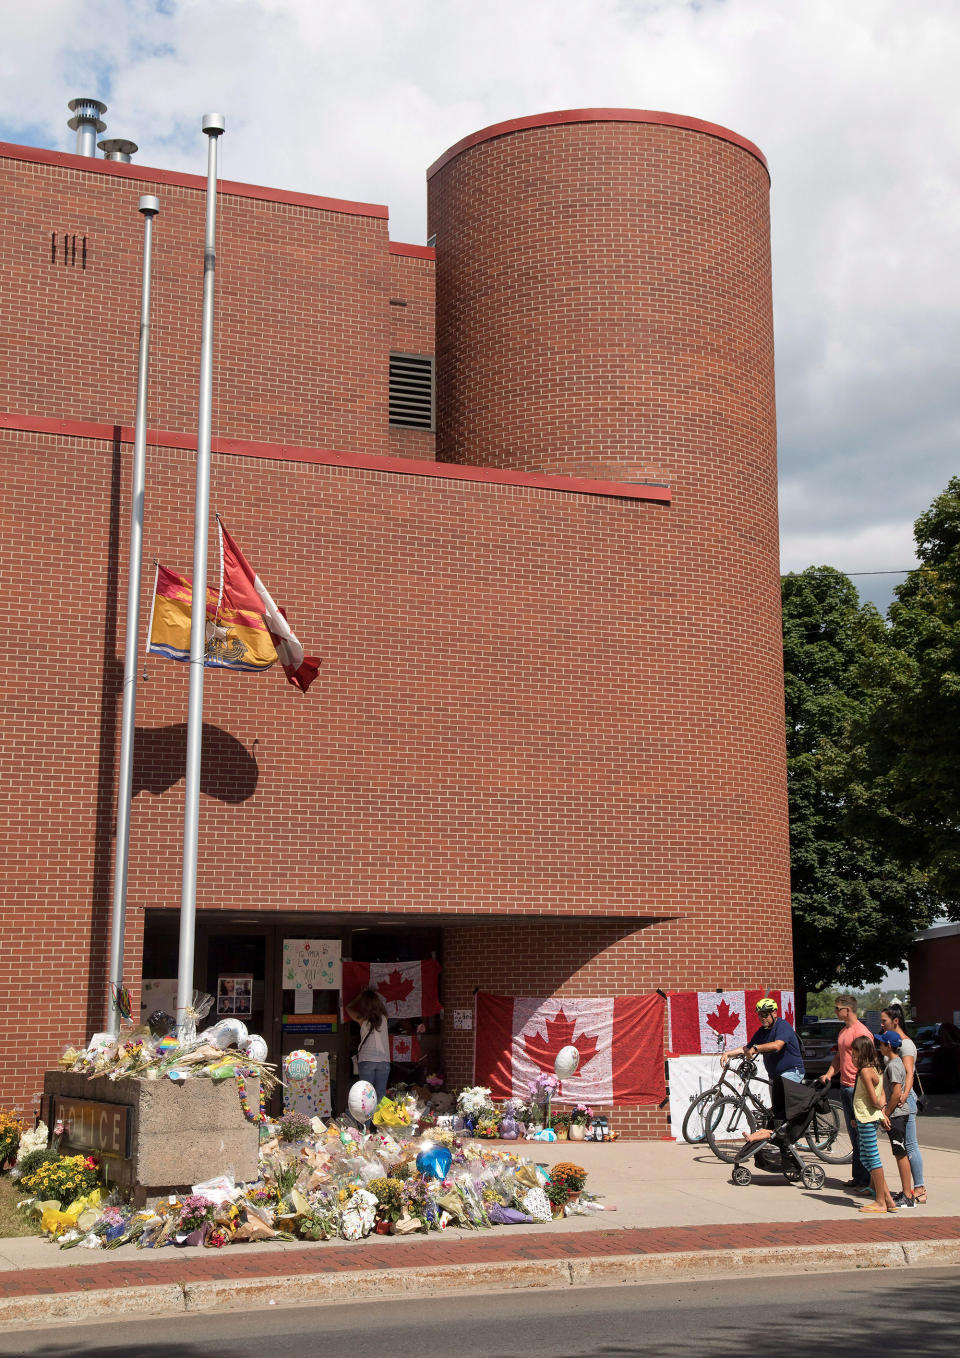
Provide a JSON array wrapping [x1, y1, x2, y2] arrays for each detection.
[[850, 1035, 898, 1214], [875, 1030, 915, 1208]]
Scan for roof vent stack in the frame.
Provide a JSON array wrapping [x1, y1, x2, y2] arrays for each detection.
[[67, 97, 107, 156], [99, 138, 138, 162]]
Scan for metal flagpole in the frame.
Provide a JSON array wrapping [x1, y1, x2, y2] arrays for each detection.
[[107, 193, 160, 1036], [176, 114, 225, 1033]]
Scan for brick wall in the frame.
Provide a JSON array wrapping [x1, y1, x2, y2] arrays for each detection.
[[0, 114, 792, 1132], [388, 248, 436, 462], [0, 148, 394, 455]]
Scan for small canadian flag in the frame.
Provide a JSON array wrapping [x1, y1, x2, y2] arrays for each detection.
[[667, 990, 796, 1056]]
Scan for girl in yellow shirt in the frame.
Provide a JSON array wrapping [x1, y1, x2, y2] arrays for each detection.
[[851, 1035, 898, 1214]]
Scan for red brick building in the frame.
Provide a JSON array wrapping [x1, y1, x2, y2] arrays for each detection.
[[0, 108, 791, 1135]]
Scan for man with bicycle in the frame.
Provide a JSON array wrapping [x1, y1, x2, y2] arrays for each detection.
[[720, 997, 805, 1122]]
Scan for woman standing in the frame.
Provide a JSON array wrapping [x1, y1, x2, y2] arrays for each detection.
[[346, 988, 391, 1105], [880, 1003, 926, 1205], [850, 1035, 898, 1215]]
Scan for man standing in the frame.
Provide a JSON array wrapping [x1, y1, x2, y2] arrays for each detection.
[[721, 997, 804, 1121], [818, 994, 873, 1191]]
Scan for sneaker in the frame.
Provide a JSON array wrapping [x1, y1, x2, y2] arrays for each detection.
[[892, 1193, 916, 1209]]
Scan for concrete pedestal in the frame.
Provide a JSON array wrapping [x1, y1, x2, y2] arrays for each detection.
[[43, 1071, 259, 1204]]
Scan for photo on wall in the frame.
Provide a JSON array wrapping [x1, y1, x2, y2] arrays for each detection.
[[218, 974, 253, 1017]]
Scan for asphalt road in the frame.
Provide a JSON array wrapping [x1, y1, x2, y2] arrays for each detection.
[[4, 1268, 960, 1358]]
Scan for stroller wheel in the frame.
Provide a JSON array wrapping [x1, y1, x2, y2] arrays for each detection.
[[801, 1163, 826, 1191], [731, 1164, 752, 1186]]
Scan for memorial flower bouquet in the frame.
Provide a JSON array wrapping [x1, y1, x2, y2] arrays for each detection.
[[0, 1108, 24, 1166], [177, 1194, 215, 1234], [21, 1154, 100, 1204], [569, 1103, 593, 1125]]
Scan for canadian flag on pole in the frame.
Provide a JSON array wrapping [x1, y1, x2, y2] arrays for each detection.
[[667, 989, 796, 1056], [475, 993, 665, 1106], [341, 960, 442, 1019]]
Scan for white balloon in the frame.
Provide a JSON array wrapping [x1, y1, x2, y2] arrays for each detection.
[[554, 1045, 580, 1078], [243, 1034, 268, 1063], [205, 1019, 249, 1050], [348, 1079, 378, 1122]]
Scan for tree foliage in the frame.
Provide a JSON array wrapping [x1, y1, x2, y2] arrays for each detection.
[[782, 567, 933, 1002], [858, 477, 960, 911]]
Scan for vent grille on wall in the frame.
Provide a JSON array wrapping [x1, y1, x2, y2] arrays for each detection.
[[389, 353, 435, 430]]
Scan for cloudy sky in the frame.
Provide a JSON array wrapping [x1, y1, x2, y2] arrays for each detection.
[[2, 0, 958, 612]]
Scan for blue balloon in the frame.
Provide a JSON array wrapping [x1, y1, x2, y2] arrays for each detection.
[[416, 1145, 453, 1180]]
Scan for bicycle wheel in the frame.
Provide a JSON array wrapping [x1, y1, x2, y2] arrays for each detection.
[[804, 1100, 853, 1164], [681, 1089, 719, 1144], [705, 1096, 758, 1162]]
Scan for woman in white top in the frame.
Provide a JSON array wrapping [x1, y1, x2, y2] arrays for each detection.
[[880, 1004, 926, 1204], [346, 988, 391, 1106]]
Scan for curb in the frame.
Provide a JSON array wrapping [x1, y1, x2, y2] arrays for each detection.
[[3, 1238, 960, 1328]]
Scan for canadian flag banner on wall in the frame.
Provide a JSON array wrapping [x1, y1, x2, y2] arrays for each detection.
[[341, 960, 442, 1019], [667, 989, 796, 1056], [475, 993, 665, 1106]]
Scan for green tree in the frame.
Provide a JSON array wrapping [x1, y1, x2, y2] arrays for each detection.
[[859, 477, 960, 912], [782, 567, 933, 1005]]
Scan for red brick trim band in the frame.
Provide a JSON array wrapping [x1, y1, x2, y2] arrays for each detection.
[[0, 412, 671, 505], [389, 242, 436, 259], [0, 141, 389, 220], [427, 107, 769, 180]]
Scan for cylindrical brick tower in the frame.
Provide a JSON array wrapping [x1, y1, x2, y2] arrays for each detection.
[[427, 108, 775, 487], [428, 109, 794, 1043]]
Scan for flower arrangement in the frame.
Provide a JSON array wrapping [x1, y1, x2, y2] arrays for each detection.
[[569, 1103, 593, 1126], [368, 1176, 404, 1223], [21, 1154, 100, 1204], [550, 1161, 588, 1192], [456, 1086, 494, 1118], [177, 1195, 215, 1233], [278, 1109, 313, 1143], [15, 1121, 49, 1164], [0, 1109, 25, 1165]]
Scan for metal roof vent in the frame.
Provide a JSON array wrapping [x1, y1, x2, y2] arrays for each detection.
[[67, 97, 107, 156], [99, 138, 138, 163], [389, 353, 435, 430]]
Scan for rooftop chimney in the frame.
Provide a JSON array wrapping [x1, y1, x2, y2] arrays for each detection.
[[99, 138, 138, 163], [67, 97, 107, 156]]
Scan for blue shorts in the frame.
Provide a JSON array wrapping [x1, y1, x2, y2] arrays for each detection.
[[856, 1119, 883, 1171]]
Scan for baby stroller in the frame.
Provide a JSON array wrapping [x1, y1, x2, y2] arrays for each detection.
[[729, 1079, 832, 1190]]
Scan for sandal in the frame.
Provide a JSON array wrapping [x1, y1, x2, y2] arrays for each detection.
[[915, 1186, 927, 1204], [859, 1202, 897, 1214]]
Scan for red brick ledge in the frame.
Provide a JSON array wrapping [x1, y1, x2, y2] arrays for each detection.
[[427, 108, 769, 181], [389, 242, 435, 260], [0, 141, 389, 221], [0, 412, 671, 505], [0, 1217, 956, 1298]]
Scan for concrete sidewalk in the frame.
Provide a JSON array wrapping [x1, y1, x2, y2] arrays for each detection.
[[2, 1139, 959, 1327]]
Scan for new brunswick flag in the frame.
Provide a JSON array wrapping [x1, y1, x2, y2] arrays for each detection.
[[147, 520, 321, 692]]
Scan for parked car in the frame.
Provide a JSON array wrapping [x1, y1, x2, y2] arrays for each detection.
[[915, 1021, 960, 1092], [797, 1018, 843, 1080]]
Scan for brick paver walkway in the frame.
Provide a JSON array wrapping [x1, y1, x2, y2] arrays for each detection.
[[0, 1216, 957, 1299]]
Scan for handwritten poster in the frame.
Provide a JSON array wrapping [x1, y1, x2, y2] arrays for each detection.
[[283, 1049, 331, 1119], [283, 938, 341, 996]]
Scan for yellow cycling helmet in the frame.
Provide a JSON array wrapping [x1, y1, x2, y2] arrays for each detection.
[[755, 997, 778, 1014]]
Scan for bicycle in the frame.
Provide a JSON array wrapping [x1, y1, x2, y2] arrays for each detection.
[[693, 1058, 852, 1165]]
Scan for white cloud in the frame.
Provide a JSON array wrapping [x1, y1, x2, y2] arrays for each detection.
[[1, 1, 958, 575]]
